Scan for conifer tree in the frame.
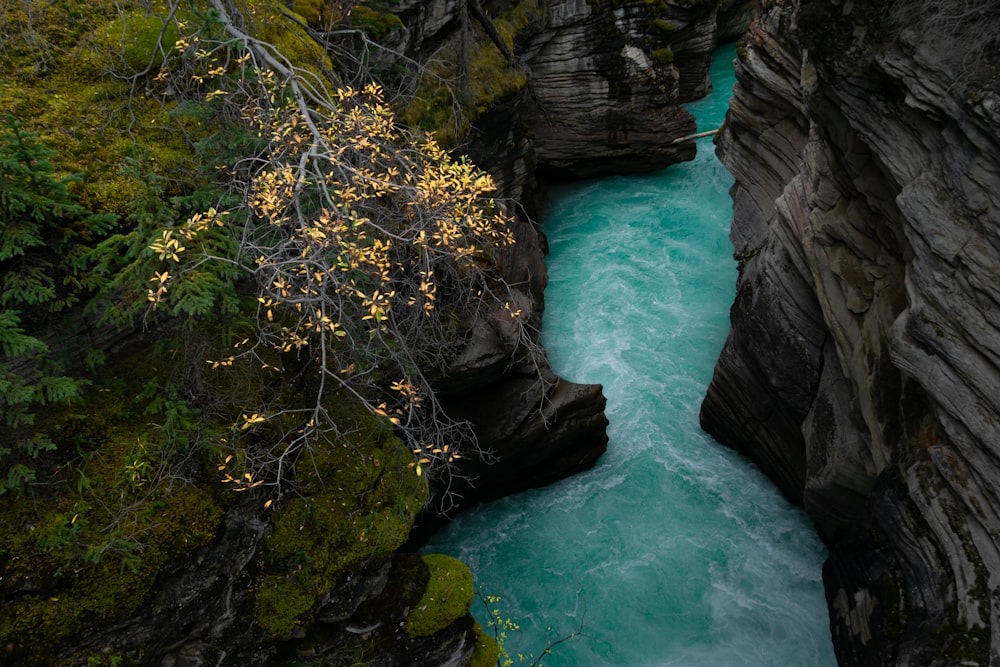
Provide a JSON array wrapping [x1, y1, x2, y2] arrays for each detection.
[[0, 115, 116, 493]]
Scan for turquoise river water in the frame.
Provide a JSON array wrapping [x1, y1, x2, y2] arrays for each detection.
[[426, 43, 837, 665]]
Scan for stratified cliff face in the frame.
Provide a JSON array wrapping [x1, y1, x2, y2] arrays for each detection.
[[388, 0, 732, 180], [518, 0, 716, 178], [701, 1, 1000, 664]]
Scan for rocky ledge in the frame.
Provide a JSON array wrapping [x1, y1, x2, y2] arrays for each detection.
[[701, 1, 1000, 664]]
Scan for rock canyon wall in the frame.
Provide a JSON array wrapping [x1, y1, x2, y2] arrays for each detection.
[[701, 1, 1000, 664]]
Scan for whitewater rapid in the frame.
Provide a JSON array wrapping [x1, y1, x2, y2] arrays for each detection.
[[426, 43, 836, 666]]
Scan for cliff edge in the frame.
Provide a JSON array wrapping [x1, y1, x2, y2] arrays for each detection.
[[701, 1, 1000, 664]]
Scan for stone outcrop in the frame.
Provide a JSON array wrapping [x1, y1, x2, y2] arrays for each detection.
[[384, 0, 737, 181], [428, 211, 610, 515], [518, 0, 719, 178], [60, 505, 479, 667], [701, 1, 1000, 664]]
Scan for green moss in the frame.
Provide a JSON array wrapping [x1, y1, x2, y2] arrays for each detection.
[[0, 336, 227, 664], [256, 576, 320, 638], [89, 12, 179, 74], [652, 18, 679, 32], [243, 0, 331, 77], [652, 48, 674, 64], [0, 0, 334, 217], [0, 479, 222, 663], [0, 1, 205, 216], [352, 3, 404, 39], [402, 0, 540, 145], [404, 554, 474, 638], [255, 408, 428, 637], [293, 0, 325, 25], [469, 623, 501, 667], [67, 653, 131, 667]]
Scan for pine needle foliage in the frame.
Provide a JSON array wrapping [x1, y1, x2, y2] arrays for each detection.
[[0, 116, 117, 494]]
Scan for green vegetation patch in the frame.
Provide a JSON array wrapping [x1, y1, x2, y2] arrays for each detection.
[[652, 48, 674, 64], [0, 346, 226, 663], [469, 623, 502, 667], [256, 414, 428, 637], [90, 11, 180, 74], [404, 554, 474, 638], [652, 18, 680, 33], [352, 2, 404, 40], [244, 0, 332, 76], [0, 0, 208, 215]]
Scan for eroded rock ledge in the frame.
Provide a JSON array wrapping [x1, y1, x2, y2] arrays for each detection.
[[701, 2, 1000, 664]]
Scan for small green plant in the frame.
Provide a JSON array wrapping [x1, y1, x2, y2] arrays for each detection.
[[478, 592, 584, 667], [351, 2, 404, 39], [86, 653, 126, 667], [652, 48, 674, 65], [652, 18, 679, 33]]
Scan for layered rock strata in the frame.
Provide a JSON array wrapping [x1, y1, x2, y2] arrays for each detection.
[[701, 2, 1000, 664], [518, 0, 718, 178], [385, 0, 740, 180]]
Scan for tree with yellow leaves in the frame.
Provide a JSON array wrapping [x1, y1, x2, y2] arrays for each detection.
[[145, 0, 533, 499]]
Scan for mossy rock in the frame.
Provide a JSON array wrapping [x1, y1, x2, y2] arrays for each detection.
[[404, 554, 474, 638], [401, 0, 539, 145], [469, 623, 501, 667], [352, 3, 404, 40], [89, 11, 180, 74], [255, 410, 428, 637], [294, 0, 325, 25], [653, 48, 674, 64], [244, 0, 332, 77], [0, 0, 334, 218], [0, 481, 222, 663], [0, 333, 232, 663], [652, 18, 679, 33], [0, 0, 203, 216]]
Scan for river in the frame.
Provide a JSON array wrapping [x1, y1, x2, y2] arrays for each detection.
[[426, 42, 837, 666]]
